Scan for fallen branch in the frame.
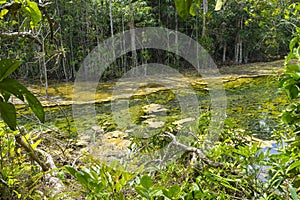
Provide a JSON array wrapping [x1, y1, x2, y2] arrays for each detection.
[[163, 132, 240, 175], [16, 127, 65, 197], [15, 127, 49, 171], [36, 149, 64, 196]]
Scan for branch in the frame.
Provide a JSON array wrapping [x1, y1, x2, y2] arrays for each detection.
[[0, 32, 42, 45], [0, 2, 21, 11], [163, 132, 240, 175], [0, 177, 8, 187], [15, 127, 49, 171]]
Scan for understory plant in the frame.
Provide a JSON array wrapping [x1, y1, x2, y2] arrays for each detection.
[[64, 115, 273, 199], [272, 20, 300, 200]]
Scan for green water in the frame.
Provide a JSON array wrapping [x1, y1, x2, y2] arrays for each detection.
[[18, 75, 287, 139]]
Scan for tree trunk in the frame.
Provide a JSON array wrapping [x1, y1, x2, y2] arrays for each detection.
[[42, 40, 48, 99], [129, 0, 137, 70], [109, 0, 116, 60], [239, 16, 243, 64], [222, 42, 226, 65], [202, 0, 208, 37], [234, 17, 243, 65], [56, 0, 68, 82], [122, 15, 127, 74], [239, 40, 243, 64]]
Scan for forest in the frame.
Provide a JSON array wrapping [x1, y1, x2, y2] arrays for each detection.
[[0, 0, 300, 199]]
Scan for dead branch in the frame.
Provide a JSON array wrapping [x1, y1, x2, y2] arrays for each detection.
[[15, 127, 49, 171], [36, 149, 65, 196], [16, 127, 65, 196], [163, 132, 240, 175]]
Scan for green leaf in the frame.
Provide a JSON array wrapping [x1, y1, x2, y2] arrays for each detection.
[[0, 59, 22, 81], [0, 101, 17, 130], [140, 175, 153, 189], [282, 111, 295, 124], [0, 78, 44, 122], [287, 161, 300, 173], [215, 0, 225, 11], [286, 64, 300, 73], [0, 79, 24, 101], [288, 184, 299, 200], [65, 165, 78, 177], [163, 185, 180, 199], [290, 37, 299, 51], [0, 9, 8, 18], [287, 84, 299, 99], [174, 0, 192, 20], [1, 90, 11, 102], [24, 0, 42, 28], [189, 3, 197, 16], [169, 185, 180, 195], [76, 172, 90, 188], [135, 186, 150, 199], [0, 0, 6, 5]]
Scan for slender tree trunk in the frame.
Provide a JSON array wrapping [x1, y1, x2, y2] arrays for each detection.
[[239, 16, 243, 64], [109, 0, 116, 59], [222, 42, 226, 64], [69, 35, 76, 79], [122, 15, 127, 74], [56, 0, 68, 81], [239, 40, 243, 64], [129, 0, 137, 70], [234, 34, 239, 64], [42, 40, 48, 99], [202, 0, 208, 37], [175, 12, 178, 50], [234, 17, 243, 64]]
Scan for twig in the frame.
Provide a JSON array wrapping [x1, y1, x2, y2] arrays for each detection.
[[72, 154, 83, 167]]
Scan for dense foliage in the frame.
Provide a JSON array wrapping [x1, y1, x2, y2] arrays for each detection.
[[1, 0, 298, 82]]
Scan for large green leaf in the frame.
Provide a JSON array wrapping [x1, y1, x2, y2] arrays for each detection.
[[174, 0, 192, 20], [0, 101, 16, 130], [0, 78, 44, 122], [0, 79, 25, 101], [24, 0, 42, 28], [0, 59, 22, 81]]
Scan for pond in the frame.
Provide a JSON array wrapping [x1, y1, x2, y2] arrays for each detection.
[[17, 74, 287, 141]]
